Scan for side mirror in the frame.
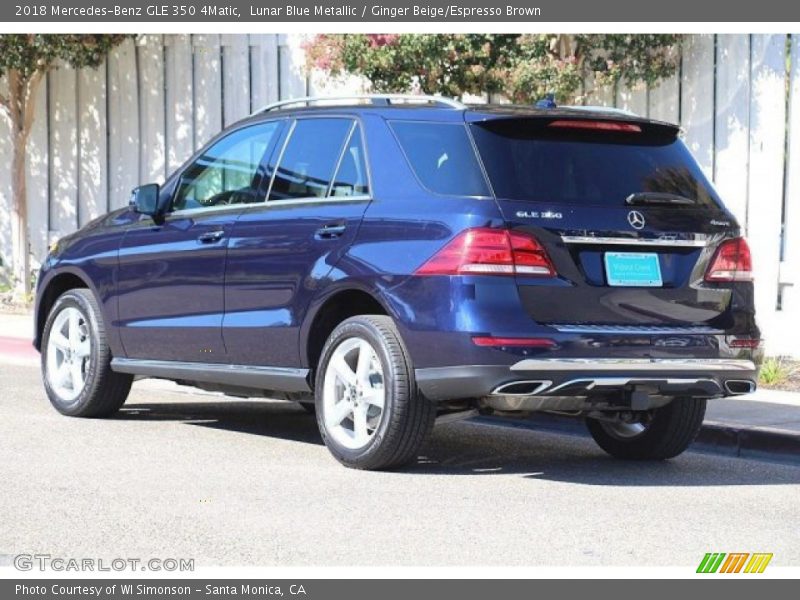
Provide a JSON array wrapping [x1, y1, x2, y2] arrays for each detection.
[[130, 183, 160, 216]]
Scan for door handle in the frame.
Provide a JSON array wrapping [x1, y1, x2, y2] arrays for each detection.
[[315, 223, 347, 240], [197, 230, 225, 244]]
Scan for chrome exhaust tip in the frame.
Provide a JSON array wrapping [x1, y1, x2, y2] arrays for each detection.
[[724, 379, 756, 395], [491, 380, 552, 396]]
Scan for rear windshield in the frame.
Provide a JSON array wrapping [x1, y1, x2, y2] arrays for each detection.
[[470, 119, 722, 208]]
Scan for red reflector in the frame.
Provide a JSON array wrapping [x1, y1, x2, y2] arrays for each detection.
[[415, 228, 556, 277], [704, 237, 753, 282], [548, 120, 642, 133], [729, 338, 761, 349], [472, 337, 556, 348]]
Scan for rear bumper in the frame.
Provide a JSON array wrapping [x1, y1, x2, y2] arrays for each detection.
[[416, 358, 758, 402]]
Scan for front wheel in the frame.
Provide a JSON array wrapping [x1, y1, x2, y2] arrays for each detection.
[[315, 315, 435, 470], [586, 398, 706, 460], [41, 289, 133, 417]]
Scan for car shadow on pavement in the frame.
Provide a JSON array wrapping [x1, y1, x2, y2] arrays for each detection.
[[115, 400, 800, 485], [116, 400, 325, 446], [413, 420, 800, 484]]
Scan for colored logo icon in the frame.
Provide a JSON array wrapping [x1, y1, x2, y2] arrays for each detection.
[[697, 553, 773, 573]]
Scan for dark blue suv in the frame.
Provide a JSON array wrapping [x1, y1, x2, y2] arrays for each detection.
[[34, 94, 761, 470]]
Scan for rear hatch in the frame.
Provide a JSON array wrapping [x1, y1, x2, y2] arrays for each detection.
[[469, 113, 741, 330]]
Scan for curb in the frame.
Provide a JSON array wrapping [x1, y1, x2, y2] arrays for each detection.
[[0, 336, 39, 367], [696, 422, 800, 464], [475, 412, 800, 465]]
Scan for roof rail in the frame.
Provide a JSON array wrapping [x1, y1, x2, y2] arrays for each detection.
[[252, 94, 465, 115]]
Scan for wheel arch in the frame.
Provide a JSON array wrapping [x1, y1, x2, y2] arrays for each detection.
[[302, 286, 392, 374], [35, 269, 97, 351]]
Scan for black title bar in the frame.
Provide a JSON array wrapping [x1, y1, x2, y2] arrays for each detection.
[[4, 0, 800, 22]]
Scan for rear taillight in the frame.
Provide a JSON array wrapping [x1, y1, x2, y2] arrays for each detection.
[[729, 338, 761, 349], [547, 120, 642, 133], [704, 238, 753, 282], [415, 228, 555, 277]]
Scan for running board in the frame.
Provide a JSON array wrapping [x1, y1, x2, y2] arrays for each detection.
[[110, 358, 311, 393]]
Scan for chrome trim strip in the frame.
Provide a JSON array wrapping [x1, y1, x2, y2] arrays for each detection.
[[168, 204, 255, 218], [561, 235, 709, 248], [165, 193, 373, 219], [547, 377, 723, 394], [111, 358, 311, 393], [510, 358, 756, 372], [266, 195, 372, 208], [549, 324, 723, 335]]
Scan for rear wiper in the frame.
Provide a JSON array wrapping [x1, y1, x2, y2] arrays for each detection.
[[626, 192, 696, 206]]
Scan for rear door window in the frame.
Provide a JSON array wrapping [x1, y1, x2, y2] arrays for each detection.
[[268, 118, 353, 200], [330, 124, 370, 198], [470, 119, 722, 208], [390, 121, 490, 197]]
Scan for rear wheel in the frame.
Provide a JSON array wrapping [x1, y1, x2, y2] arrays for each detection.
[[586, 397, 706, 460], [41, 289, 133, 417], [315, 315, 435, 470]]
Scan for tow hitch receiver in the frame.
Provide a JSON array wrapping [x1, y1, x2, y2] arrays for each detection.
[[629, 389, 652, 411]]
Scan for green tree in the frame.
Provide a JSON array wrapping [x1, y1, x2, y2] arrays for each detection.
[[304, 34, 681, 104], [0, 34, 126, 298]]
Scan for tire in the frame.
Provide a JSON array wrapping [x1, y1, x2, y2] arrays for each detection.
[[315, 315, 435, 470], [586, 398, 706, 460], [299, 402, 316, 415], [41, 289, 133, 418]]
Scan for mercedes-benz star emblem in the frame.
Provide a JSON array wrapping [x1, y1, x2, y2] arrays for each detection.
[[627, 210, 646, 230]]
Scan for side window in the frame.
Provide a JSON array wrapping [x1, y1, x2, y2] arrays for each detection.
[[269, 118, 353, 200], [390, 121, 490, 196], [330, 125, 370, 198], [173, 121, 280, 211]]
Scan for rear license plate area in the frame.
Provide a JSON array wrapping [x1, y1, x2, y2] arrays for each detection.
[[604, 252, 663, 287]]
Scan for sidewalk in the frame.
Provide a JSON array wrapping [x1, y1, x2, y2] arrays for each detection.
[[700, 389, 800, 462], [2, 311, 798, 463], [0, 312, 36, 366]]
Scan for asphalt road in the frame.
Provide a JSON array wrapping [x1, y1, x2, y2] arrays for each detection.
[[1, 362, 799, 568]]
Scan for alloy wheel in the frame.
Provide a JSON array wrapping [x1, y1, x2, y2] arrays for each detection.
[[46, 306, 92, 403], [600, 420, 648, 440], [321, 337, 386, 450]]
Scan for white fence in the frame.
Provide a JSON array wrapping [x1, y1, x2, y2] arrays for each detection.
[[0, 34, 798, 356]]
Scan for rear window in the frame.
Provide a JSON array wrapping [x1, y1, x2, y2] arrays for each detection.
[[390, 121, 490, 197], [470, 119, 722, 208]]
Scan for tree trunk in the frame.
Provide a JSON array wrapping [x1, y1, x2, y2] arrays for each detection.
[[10, 121, 30, 299], [4, 68, 41, 301]]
